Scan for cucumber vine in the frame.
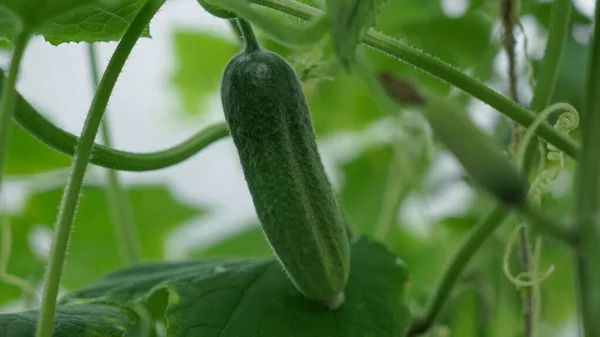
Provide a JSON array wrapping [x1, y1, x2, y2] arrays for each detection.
[[0, 0, 596, 336]]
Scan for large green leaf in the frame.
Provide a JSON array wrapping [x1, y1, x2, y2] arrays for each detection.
[[63, 237, 411, 337], [39, 0, 150, 45], [0, 185, 203, 306], [0, 0, 95, 29], [171, 30, 238, 116], [0, 0, 150, 44], [0, 304, 139, 337]]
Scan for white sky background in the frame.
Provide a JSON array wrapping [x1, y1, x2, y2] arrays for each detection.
[[0, 0, 597, 333]]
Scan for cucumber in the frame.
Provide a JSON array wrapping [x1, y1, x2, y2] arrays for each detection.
[[220, 45, 350, 308], [424, 96, 528, 206]]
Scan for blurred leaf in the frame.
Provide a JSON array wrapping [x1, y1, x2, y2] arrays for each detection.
[[0, 185, 203, 306], [524, 1, 592, 28], [308, 71, 382, 134], [0, 304, 139, 337], [191, 224, 274, 258], [548, 37, 588, 113], [5, 121, 71, 175], [307, 1, 496, 134], [538, 241, 577, 326], [325, 0, 387, 67], [171, 30, 238, 116], [0, 0, 150, 44], [339, 144, 393, 234], [63, 237, 412, 337], [447, 290, 482, 337]]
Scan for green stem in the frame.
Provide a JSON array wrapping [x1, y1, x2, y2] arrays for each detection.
[[520, 0, 571, 175], [88, 46, 152, 337], [251, 0, 579, 159], [11, 93, 229, 171], [409, 205, 510, 335], [530, 0, 571, 112], [87, 44, 142, 265], [237, 18, 260, 52], [0, 28, 30, 195], [574, 1, 600, 335], [35, 2, 164, 337], [228, 19, 244, 44], [516, 204, 577, 245]]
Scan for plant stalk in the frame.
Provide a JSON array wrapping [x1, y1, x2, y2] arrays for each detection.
[[87, 43, 142, 265], [573, 1, 600, 335], [0, 28, 30, 197], [409, 205, 510, 335], [35, 2, 164, 337], [237, 18, 261, 52]]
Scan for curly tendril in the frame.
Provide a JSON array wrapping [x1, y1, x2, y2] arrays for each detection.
[[504, 102, 579, 287], [503, 224, 555, 288]]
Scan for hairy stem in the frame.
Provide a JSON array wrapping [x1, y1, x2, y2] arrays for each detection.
[[574, 1, 600, 335], [228, 19, 244, 44], [35, 2, 164, 337], [10, 93, 229, 171], [251, 0, 579, 159], [237, 18, 260, 52], [87, 44, 142, 265], [0, 28, 30, 196]]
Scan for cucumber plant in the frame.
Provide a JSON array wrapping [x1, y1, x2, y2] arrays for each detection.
[[0, 0, 597, 336]]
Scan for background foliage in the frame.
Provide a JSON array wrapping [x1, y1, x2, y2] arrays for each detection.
[[0, 0, 594, 336]]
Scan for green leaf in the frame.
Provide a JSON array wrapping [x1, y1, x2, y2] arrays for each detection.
[[0, 0, 95, 29], [0, 0, 151, 44], [171, 30, 237, 116], [0, 185, 203, 306], [325, 0, 387, 67], [38, 0, 150, 45], [307, 71, 381, 134], [0, 304, 139, 337], [548, 37, 588, 114], [340, 145, 394, 235], [5, 121, 71, 175], [63, 237, 411, 337], [191, 224, 274, 258]]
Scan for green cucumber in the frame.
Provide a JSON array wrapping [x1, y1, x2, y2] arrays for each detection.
[[220, 40, 350, 308], [424, 96, 528, 206]]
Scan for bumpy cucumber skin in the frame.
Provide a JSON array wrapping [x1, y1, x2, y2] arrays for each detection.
[[221, 49, 350, 302]]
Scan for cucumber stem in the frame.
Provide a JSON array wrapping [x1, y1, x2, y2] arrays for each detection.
[[238, 19, 260, 52]]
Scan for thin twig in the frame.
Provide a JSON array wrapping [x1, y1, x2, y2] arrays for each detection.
[[501, 1, 535, 335]]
